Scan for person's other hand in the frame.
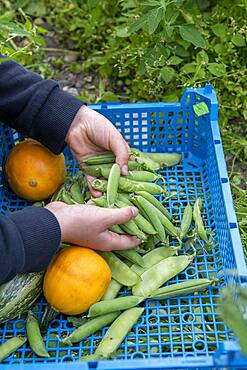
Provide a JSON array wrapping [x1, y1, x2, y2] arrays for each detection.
[[45, 201, 141, 251], [65, 105, 130, 196]]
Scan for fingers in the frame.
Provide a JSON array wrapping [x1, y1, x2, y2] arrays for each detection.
[[86, 174, 102, 198], [97, 231, 141, 251], [99, 206, 139, 228], [109, 130, 130, 175]]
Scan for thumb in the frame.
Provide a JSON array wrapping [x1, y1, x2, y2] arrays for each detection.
[[101, 206, 139, 228]]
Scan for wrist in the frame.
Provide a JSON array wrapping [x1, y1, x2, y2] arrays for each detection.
[[65, 104, 87, 147]]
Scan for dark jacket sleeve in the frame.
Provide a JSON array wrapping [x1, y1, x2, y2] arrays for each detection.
[[0, 57, 84, 154], [0, 206, 61, 283], [0, 58, 84, 283]]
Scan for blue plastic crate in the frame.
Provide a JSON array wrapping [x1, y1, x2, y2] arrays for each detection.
[[0, 84, 247, 369]]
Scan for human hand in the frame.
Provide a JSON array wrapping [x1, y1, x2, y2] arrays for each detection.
[[65, 105, 130, 196], [45, 201, 141, 251]]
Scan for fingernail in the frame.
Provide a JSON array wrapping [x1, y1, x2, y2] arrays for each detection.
[[122, 165, 128, 175], [131, 206, 139, 217]]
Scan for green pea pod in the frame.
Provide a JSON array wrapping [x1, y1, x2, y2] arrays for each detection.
[[78, 307, 144, 361], [0, 336, 27, 362], [92, 179, 108, 192], [131, 245, 179, 275], [119, 178, 164, 194], [92, 178, 164, 195], [143, 152, 181, 167], [136, 191, 172, 220], [101, 168, 159, 182], [92, 196, 106, 207], [117, 193, 133, 205], [83, 165, 102, 177], [115, 249, 145, 268], [110, 224, 125, 234], [67, 316, 87, 327], [132, 254, 193, 298], [83, 153, 116, 165], [61, 312, 120, 345], [134, 155, 160, 172], [98, 252, 141, 287], [26, 311, 50, 357], [61, 189, 77, 205], [193, 198, 212, 246], [128, 160, 143, 171], [88, 296, 142, 317], [150, 278, 214, 299], [107, 163, 120, 207], [102, 279, 122, 301], [133, 195, 166, 242], [70, 181, 85, 204], [120, 219, 147, 241], [32, 201, 44, 207], [180, 203, 193, 239], [115, 199, 156, 235], [141, 235, 156, 252], [137, 195, 179, 238]]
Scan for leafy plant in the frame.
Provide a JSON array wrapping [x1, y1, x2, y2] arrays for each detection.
[[0, 5, 46, 65], [220, 285, 247, 355]]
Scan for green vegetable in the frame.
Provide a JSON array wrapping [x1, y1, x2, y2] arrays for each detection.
[[98, 252, 141, 286], [88, 296, 142, 317], [0, 336, 27, 363], [26, 311, 50, 357], [61, 312, 120, 345], [0, 272, 43, 324]]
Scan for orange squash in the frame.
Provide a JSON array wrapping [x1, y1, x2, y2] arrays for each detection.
[[5, 139, 66, 201], [43, 246, 111, 315]]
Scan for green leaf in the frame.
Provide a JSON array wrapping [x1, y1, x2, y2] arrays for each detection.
[[163, 92, 179, 102], [196, 50, 208, 64], [208, 63, 226, 77], [243, 109, 247, 121], [140, 0, 160, 5], [179, 24, 206, 48], [193, 102, 209, 117], [101, 91, 119, 102], [0, 21, 31, 37], [87, 0, 100, 8], [220, 286, 247, 355], [160, 66, 175, 83], [158, 46, 171, 58], [25, 0, 47, 16], [144, 7, 163, 34], [25, 20, 32, 32], [181, 62, 196, 73], [165, 6, 179, 24], [168, 55, 183, 65], [116, 27, 130, 38], [175, 45, 190, 57], [211, 23, 227, 40], [128, 14, 149, 34], [232, 34, 246, 47]]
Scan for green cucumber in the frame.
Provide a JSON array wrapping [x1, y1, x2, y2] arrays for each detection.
[[0, 272, 43, 324]]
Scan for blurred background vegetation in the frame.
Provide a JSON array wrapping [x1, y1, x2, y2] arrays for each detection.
[[0, 0, 246, 252]]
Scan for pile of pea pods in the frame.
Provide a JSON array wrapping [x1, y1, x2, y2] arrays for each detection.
[[0, 150, 217, 362], [65, 150, 215, 361]]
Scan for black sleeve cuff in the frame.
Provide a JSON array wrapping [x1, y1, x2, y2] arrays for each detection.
[[30, 87, 84, 154], [8, 206, 61, 272]]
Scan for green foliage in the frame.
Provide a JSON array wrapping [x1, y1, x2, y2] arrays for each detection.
[[0, 5, 46, 65], [220, 285, 247, 354], [1, 1, 246, 122]]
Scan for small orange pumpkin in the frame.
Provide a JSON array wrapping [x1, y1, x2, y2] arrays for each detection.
[[43, 246, 111, 315], [5, 139, 66, 201]]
